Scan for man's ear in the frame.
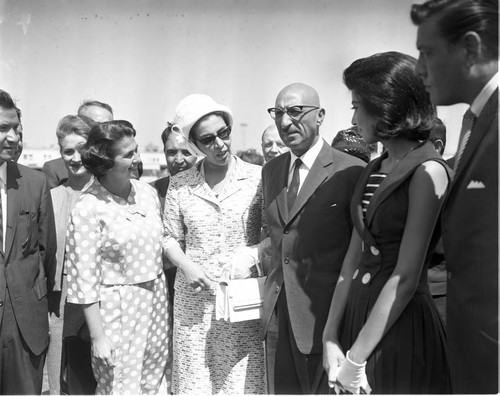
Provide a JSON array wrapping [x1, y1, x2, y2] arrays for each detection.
[[462, 31, 482, 66], [317, 108, 326, 126]]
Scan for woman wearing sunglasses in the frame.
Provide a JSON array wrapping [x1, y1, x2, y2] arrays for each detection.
[[162, 94, 267, 394]]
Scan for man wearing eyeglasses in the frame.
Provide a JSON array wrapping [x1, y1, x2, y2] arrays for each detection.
[[261, 82, 365, 394]]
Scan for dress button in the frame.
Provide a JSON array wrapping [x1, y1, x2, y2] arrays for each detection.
[[370, 246, 380, 256], [353, 269, 359, 279], [274, 285, 280, 294], [284, 258, 290, 264], [362, 273, 371, 284]]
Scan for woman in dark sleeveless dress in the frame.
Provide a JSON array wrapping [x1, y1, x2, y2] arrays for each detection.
[[322, 52, 451, 394]]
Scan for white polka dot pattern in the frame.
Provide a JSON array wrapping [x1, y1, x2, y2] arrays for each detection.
[[66, 179, 163, 304], [163, 157, 267, 394], [65, 179, 170, 394]]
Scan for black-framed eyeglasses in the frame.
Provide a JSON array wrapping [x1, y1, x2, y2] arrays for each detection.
[[267, 105, 320, 120], [195, 125, 232, 146]]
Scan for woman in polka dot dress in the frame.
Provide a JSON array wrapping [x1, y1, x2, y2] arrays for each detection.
[[163, 94, 267, 394], [66, 121, 170, 394]]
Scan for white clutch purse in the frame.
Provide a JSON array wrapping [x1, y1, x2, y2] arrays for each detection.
[[215, 261, 266, 322]]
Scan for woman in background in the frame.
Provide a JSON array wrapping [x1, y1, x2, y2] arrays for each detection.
[[47, 114, 96, 394], [65, 120, 170, 394], [163, 94, 266, 394], [323, 52, 450, 393]]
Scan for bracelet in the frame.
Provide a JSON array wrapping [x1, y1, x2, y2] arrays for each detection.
[[346, 350, 367, 367]]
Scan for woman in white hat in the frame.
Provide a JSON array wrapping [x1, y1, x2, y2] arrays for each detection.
[[162, 94, 267, 394]]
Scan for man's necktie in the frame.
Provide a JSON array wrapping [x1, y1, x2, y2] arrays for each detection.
[[454, 108, 475, 172], [287, 158, 302, 212]]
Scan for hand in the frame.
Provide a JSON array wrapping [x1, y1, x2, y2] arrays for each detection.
[[337, 350, 371, 394], [91, 335, 116, 367], [323, 339, 345, 390], [221, 247, 258, 280], [180, 260, 214, 292]]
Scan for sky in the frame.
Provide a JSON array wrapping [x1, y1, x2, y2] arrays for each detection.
[[0, 0, 467, 158]]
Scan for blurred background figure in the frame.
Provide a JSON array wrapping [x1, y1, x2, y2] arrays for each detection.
[[77, 100, 113, 123], [261, 124, 288, 162], [152, 123, 197, 210], [66, 120, 170, 394], [47, 114, 97, 395], [163, 94, 266, 394], [42, 100, 113, 189], [237, 148, 264, 165], [12, 108, 23, 162], [331, 126, 371, 163]]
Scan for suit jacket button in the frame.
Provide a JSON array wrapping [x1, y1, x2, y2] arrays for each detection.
[[274, 286, 280, 294], [353, 269, 359, 279], [284, 258, 290, 264], [284, 229, 289, 234], [0, 300, 4, 307], [370, 246, 380, 256], [362, 273, 371, 284]]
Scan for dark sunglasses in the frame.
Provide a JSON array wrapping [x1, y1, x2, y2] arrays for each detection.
[[195, 125, 232, 146]]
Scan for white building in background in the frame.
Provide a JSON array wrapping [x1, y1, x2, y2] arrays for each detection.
[[18, 149, 168, 183]]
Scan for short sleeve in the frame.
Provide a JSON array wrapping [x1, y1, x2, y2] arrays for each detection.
[[65, 199, 103, 304]]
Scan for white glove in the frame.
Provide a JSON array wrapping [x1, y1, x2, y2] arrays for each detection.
[[221, 246, 259, 280], [337, 350, 371, 394]]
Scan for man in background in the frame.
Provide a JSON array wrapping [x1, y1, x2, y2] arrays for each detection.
[[261, 124, 288, 162], [0, 89, 56, 393], [152, 123, 197, 302], [42, 100, 113, 188], [412, 0, 498, 392]]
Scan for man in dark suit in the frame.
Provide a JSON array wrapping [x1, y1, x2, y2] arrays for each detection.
[[42, 100, 114, 188], [262, 83, 364, 394], [0, 89, 57, 393], [412, 1, 498, 393]]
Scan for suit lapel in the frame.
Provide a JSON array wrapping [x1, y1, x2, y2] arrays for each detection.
[[5, 162, 21, 258], [365, 142, 447, 228], [190, 162, 220, 207], [350, 156, 381, 247], [287, 142, 330, 224], [449, 89, 498, 192]]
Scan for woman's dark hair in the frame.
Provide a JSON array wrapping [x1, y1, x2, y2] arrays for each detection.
[[81, 120, 136, 178], [343, 51, 436, 141], [411, 0, 498, 60]]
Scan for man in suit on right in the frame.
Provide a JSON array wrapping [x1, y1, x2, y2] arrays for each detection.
[[412, 0, 498, 393], [262, 82, 364, 394]]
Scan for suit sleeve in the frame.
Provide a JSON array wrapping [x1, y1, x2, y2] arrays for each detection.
[[39, 177, 57, 291]]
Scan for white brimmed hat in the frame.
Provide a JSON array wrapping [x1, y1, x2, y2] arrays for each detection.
[[172, 94, 233, 141]]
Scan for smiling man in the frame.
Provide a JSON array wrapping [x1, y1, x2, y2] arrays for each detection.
[[412, 0, 498, 393], [0, 89, 56, 394], [262, 83, 364, 394]]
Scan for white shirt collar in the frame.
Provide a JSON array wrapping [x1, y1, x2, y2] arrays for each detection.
[[470, 71, 499, 118], [289, 136, 324, 173], [0, 162, 7, 186]]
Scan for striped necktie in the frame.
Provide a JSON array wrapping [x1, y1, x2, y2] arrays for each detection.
[[454, 108, 475, 172]]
